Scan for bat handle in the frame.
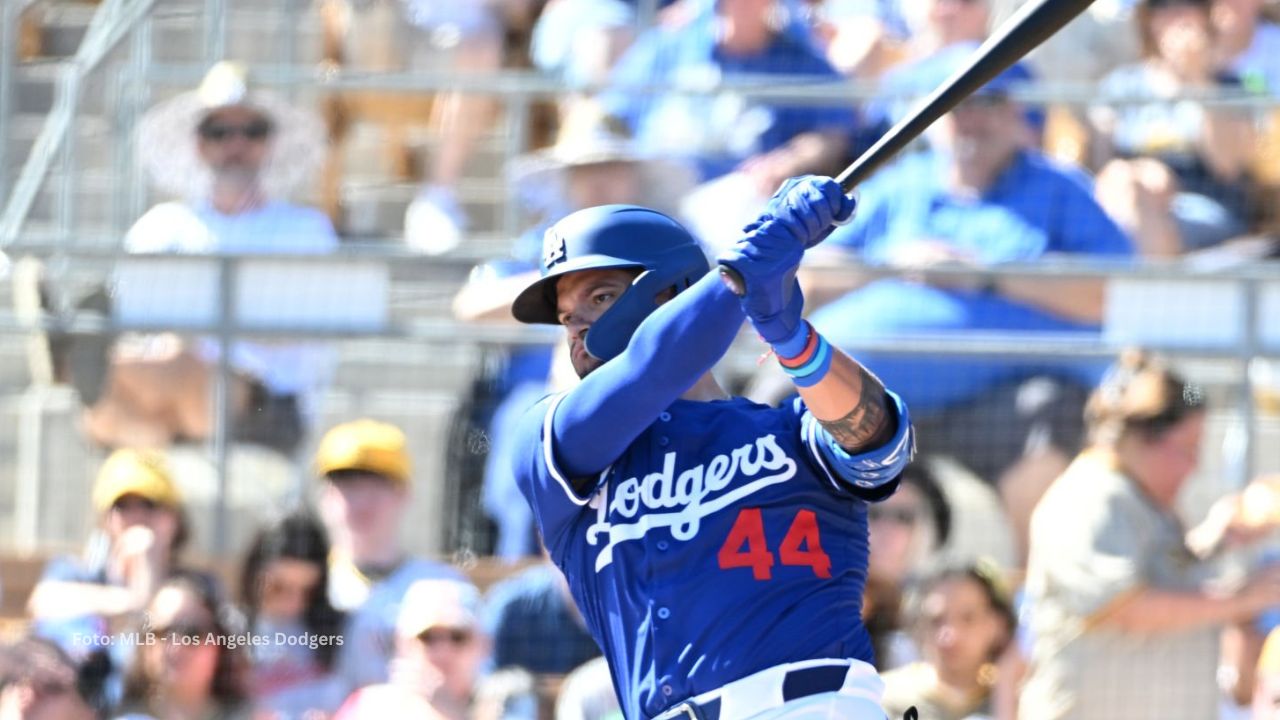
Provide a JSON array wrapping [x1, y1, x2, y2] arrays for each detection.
[[718, 265, 746, 297]]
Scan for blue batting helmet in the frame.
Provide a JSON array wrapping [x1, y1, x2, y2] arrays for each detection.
[[511, 205, 709, 361]]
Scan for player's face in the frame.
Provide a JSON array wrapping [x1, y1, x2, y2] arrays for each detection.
[[196, 105, 273, 185], [918, 576, 1008, 681], [555, 268, 638, 378]]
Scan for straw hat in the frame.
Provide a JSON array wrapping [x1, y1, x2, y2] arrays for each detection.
[[507, 101, 697, 217], [136, 61, 326, 201]]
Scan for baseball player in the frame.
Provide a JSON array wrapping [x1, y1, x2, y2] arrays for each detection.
[[507, 175, 915, 720]]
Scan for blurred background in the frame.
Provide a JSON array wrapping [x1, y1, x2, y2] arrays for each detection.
[[0, 0, 1279, 718]]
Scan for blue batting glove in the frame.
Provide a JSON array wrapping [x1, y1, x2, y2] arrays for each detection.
[[718, 176, 855, 343], [740, 176, 857, 249], [750, 277, 806, 346]]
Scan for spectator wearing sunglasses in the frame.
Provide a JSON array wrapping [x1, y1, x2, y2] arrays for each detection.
[[334, 579, 490, 720], [0, 636, 98, 720], [116, 572, 250, 720], [28, 449, 207, 708], [238, 512, 347, 718], [69, 60, 338, 455]]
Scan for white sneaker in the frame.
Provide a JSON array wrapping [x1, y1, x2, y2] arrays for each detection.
[[404, 185, 467, 255]]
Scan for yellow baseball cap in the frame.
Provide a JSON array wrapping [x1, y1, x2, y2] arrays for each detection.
[[314, 419, 411, 484], [1261, 628, 1280, 674], [92, 449, 182, 513]]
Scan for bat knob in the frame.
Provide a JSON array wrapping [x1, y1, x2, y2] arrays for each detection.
[[717, 265, 746, 297]]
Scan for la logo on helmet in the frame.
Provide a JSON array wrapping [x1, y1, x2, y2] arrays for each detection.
[[542, 228, 567, 269]]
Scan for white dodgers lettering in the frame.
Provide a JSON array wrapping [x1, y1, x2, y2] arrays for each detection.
[[585, 434, 796, 571]]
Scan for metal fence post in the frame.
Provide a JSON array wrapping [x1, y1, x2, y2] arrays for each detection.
[[211, 255, 237, 556]]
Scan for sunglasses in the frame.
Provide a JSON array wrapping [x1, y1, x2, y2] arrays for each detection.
[[417, 627, 474, 647], [197, 119, 273, 142], [868, 506, 919, 527]]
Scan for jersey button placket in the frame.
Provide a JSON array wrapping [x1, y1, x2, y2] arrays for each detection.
[[657, 606, 671, 620]]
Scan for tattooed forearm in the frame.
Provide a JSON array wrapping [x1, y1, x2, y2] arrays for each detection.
[[819, 366, 895, 452]]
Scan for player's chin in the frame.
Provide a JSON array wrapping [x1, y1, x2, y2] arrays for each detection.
[[572, 356, 603, 379]]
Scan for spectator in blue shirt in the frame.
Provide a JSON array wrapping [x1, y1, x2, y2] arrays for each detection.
[[865, 42, 1046, 148], [766, 59, 1133, 566], [600, 0, 856, 195]]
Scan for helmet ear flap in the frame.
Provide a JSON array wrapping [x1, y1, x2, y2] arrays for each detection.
[[584, 243, 709, 361], [584, 270, 651, 361]]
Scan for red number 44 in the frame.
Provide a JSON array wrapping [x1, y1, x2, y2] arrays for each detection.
[[716, 508, 832, 580]]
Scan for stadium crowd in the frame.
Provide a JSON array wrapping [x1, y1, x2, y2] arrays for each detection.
[[4, 0, 1280, 718]]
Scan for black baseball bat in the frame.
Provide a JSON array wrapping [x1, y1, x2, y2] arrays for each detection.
[[719, 0, 1097, 296]]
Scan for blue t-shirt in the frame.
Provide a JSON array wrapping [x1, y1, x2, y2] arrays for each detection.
[[600, 14, 857, 182], [510, 392, 905, 719], [811, 149, 1134, 413]]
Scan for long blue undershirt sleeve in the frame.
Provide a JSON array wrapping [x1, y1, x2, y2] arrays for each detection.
[[551, 273, 744, 478]]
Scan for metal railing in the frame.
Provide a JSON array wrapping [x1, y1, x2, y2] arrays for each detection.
[[1, 248, 1277, 553], [0, 0, 164, 245]]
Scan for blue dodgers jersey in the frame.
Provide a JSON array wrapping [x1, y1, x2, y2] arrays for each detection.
[[511, 394, 886, 720]]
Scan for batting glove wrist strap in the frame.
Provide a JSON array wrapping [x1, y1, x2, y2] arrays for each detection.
[[772, 319, 812, 358], [775, 322, 833, 388]]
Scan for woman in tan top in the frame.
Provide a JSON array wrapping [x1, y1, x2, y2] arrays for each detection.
[[1019, 350, 1280, 719]]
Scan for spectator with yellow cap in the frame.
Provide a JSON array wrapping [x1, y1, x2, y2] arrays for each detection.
[[27, 448, 218, 710], [30, 449, 189, 631], [334, 578, 489, 720], [314, 419, 464, 693]]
